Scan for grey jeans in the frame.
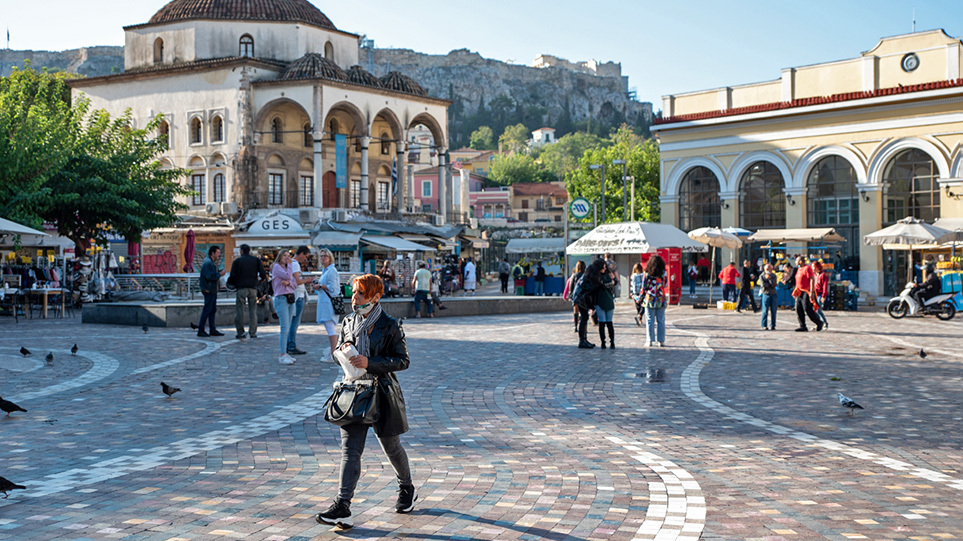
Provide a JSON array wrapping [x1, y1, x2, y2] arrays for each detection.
[[337, 424, 412, 503], [235, 288, 258, 336]]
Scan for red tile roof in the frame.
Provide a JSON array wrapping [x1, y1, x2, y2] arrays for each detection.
[[511, 182, 567, 197]]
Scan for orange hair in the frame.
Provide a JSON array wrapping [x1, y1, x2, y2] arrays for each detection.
[[812, 261, 823, 271], [352, 273, 384, 299]]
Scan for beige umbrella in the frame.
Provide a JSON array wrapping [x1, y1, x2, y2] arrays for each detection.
[[863, 217, 955, 279], [688, 227, 743, 303]]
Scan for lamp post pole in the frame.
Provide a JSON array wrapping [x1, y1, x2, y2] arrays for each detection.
[[628, 176, 636, 221], [613, 159, 627, 220], [589, 164, 605, 223]]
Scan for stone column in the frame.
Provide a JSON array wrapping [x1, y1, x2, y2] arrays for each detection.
[[396, 146, 406, 212], [437, 150, 447, 223], [858, 185, 883, 298], [658, 195, 679, 228], [234, 67, 257, 209], [784, 187, 807, 255], [406, 164, 414, 212], [313, 85, 324, 209], [719, 190, 740, 265], [360, 136, 370, 211]]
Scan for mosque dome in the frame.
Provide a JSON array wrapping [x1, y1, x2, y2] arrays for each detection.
[[346, 65, 382, 88], [379, 72, 428, 97], [281, 53, 348, 81], [148, 0, 336, 30]]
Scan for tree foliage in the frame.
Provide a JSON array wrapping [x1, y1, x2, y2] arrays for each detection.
[[0, 65, 190, 251], [565, 125, 660, 223], [498, 123, 529, 154], [469, 125, 494, 150], [488, 153, 539, 186], [538, 131, 607, 181]]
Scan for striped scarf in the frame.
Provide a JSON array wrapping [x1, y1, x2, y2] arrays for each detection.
[[349, 303, 384, 359]]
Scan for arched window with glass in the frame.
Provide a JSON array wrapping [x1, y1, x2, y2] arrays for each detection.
[[678, 166, 721, 232], [211, 116, 224, 143], [239, 34, 254, 57], [271, 118, 283, 144], [807, 155, 859, 268], [189, 117, 203, 144], [213, 173, 226, 203], [739, 161, 786, 229]]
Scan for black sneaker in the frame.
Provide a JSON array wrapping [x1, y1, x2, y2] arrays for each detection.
[[235, 332, 247, 340], [794, 327, 808, 332], [396, 486, 417, 514], [196, 330, 209, 337], [287, 348, 307, 355], [209, 330, 225, 337], [316, 499, 352, 528], [815, 323, 823, 332]]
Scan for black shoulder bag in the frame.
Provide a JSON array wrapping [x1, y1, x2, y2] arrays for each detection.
[[323, 288, 346, 315], [324, 379, 380, 426]]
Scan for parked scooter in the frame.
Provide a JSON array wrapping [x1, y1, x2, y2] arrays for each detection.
[[887, 281, 957, 320]]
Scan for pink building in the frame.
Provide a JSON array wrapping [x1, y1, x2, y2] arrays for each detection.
[[470, 187, 511, 219], [412, 167, 486, 213]]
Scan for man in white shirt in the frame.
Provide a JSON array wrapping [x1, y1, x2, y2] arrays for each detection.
[[412, 262, 433, 318], [463, 257, 476, 296], [287, 246, 314, 356]]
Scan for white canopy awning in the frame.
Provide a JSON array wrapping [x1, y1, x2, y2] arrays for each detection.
[[312, 231, 362, 250], [566, 222, 707, 255], [461, 235, 490, 248], [934, 217, 963, 232], [748, 228, 846, 243], [506, 238, 566, 254], [231, 234, 310, 248], [0, 217, 48, 237], [361, 236, 436, 252]]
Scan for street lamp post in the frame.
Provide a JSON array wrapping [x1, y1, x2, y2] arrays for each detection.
[[589, 164, 605, 223], [613, 159, 627, 220]]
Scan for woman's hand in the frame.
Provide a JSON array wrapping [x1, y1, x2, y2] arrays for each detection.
[[348, 354, 368, 369], [281, 280, 291, 287], [320, 284, 328, 291]]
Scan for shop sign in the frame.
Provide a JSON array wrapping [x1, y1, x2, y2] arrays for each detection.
[[248, 214, 302, 235]]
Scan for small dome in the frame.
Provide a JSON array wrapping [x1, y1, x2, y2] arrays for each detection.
[[281, 53, 348, 81], [346, 65, 382, 88], [149, 0, 336, 30], [379, 71, 428, 97]]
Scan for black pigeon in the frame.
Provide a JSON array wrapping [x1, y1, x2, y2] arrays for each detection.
[[837, 392, 864, 415], [0, 476, 26, 499], [45, 352, 54, 364], [919, 348, 927, 359], [0, 396, 27, 417], [190, 322, 198, 330], [161, 382, 181, 398], [142, 324, 149, 333], [19, 347, 30, 357], [643, 368, 666, 383], [71, 344, 78, 356]]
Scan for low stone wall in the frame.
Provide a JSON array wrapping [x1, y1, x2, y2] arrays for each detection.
[[82, 295, 570, 328]]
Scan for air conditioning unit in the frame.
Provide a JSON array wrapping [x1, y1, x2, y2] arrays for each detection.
[[220, 202, 239, 215], [204, 202, 220, 215], [432, 214, 445, 226], [299, 208, 320, 224], [332, 210, 348, 222]]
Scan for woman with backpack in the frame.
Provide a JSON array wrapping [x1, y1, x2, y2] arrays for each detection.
[[563, 261, 588, 344], [643, 255, 668, 347], [581, 259, 615, 349]]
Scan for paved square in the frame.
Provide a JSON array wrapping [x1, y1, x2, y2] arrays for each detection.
[[0, 305, 961, 540]]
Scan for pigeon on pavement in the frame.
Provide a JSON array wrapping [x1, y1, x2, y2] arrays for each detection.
[[0, 476, 26, 499], [837, 392, 863, 414], [643, 368, 666, 383], [919, 348, 927, 359], [19, 347, 30, 357], [71, 344, 78, 356], [45, 352, 53, 364], [142, 324, 149, 333], [0, 397, 27, 417], [161, 382, 181, 398]]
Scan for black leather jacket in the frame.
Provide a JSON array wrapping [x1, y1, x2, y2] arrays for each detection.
[[337, 309, 410, 437]]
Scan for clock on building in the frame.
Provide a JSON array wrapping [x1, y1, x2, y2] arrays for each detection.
[[901, 52, 920, 72]]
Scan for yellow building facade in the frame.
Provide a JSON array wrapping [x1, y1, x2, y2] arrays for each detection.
[[653, 30, 963, 297]]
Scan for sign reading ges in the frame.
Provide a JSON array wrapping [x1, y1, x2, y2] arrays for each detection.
[[570, 197, 592, 219], [260, 218, 291, 231], [248, 213, 303, 235]]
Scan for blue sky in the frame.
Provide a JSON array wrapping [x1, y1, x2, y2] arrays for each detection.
[[4, 1, 963, 109]]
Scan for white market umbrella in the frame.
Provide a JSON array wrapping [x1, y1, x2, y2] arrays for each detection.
[[863, 216, 955, 278], [565, 222, 707, 255], [0, 217, 48, 237], [723, 226, 754, 238], [688, 227, 744, 303]]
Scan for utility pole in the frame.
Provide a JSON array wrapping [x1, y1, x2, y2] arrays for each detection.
[[589, 164, 605, 223], [613, 159, 627, 220]]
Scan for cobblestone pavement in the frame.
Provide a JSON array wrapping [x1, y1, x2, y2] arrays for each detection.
[[0, 305, 961, 540]]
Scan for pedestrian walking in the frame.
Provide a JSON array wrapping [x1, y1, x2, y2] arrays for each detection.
[[813, 261, 829, 329], [697, 254, 710, 286], [642, 255, 668, 347], [227, 243, 266, 339], [563, 260, 588, 345], [315, 248, 342, 360], [792, 257, 822, 332], [498, 258, 510, 294], [736, 259, 758, 313], [316, 274, 416, 528], [196, 245, 226, 337], [589, 259, 616, 349], [759, 263, 778, 330], [411, 262, 433, 318], [463, 257, 476, 295], [511, 261, 526, 295], [271, 251, 297, 365], [286, 246, 314, 357], [378, 261, 397, 297], [687, 260, 699, 297], [534, 261, 546, 296], [603, 252, 620, 299], [630, 263, 645, 326], [718, 261, 740, 303]]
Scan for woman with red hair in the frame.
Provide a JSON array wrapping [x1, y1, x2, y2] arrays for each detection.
[[316, 274, 416, 528]]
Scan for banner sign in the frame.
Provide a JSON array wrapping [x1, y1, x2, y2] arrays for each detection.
[[335, 134, 347, 188]]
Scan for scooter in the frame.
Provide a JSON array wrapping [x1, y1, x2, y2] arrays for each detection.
[[887, 282, 957, 320]]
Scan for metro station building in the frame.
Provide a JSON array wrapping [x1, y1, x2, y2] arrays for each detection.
[[654, 30, 963, 297]]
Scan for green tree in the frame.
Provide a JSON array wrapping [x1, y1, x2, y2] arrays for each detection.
[[0, 64, 84, 228], [538, 131, 607, 180], [498, 123, 529, 154], [488, 153, 539, 185], [469, 125, 494, 150], [565, 125, 660, 223], [39, 110, 191, 251]]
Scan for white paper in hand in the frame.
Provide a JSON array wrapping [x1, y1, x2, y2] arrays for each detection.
[[333, 344, 367, 382]]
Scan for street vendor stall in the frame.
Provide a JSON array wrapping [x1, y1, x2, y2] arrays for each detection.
[[864, 217, 955, 297], [748, 227, 851, 308], [506, 238, 566, 295]]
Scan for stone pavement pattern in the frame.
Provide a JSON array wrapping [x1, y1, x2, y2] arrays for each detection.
[[0, 306, 960, 540]]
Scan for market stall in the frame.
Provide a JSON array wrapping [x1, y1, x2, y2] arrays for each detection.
[[866, 217, 960, 305], [506, 238, 566, 295], [688, 227, 743, 304], [748, 227, 852, 309]]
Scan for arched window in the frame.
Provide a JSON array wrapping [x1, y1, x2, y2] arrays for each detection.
[[190, 117, 202, 144], [271, 118, 283, 144], [211, 116, 224, 143], [882, 148, 940, 225], [153, 38, 164, 63], [213, 173, 226, 203], [678, 166, 720, 232], [189, 157, 206, 206], [807, 155, 859, 267], [380, 132, 391, 155], [158, 120, 170, 141], [324, 41, 334, 61], [303, 123, 312, 148], [739, 161, 786, 229], [239, 34, 254, 58]]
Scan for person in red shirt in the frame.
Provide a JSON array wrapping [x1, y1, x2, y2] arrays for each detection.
[[793, 258, 822, 332], [697, 255, 711, 285], [812, 261, 830, 329], [718, 261, 741, 302]]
